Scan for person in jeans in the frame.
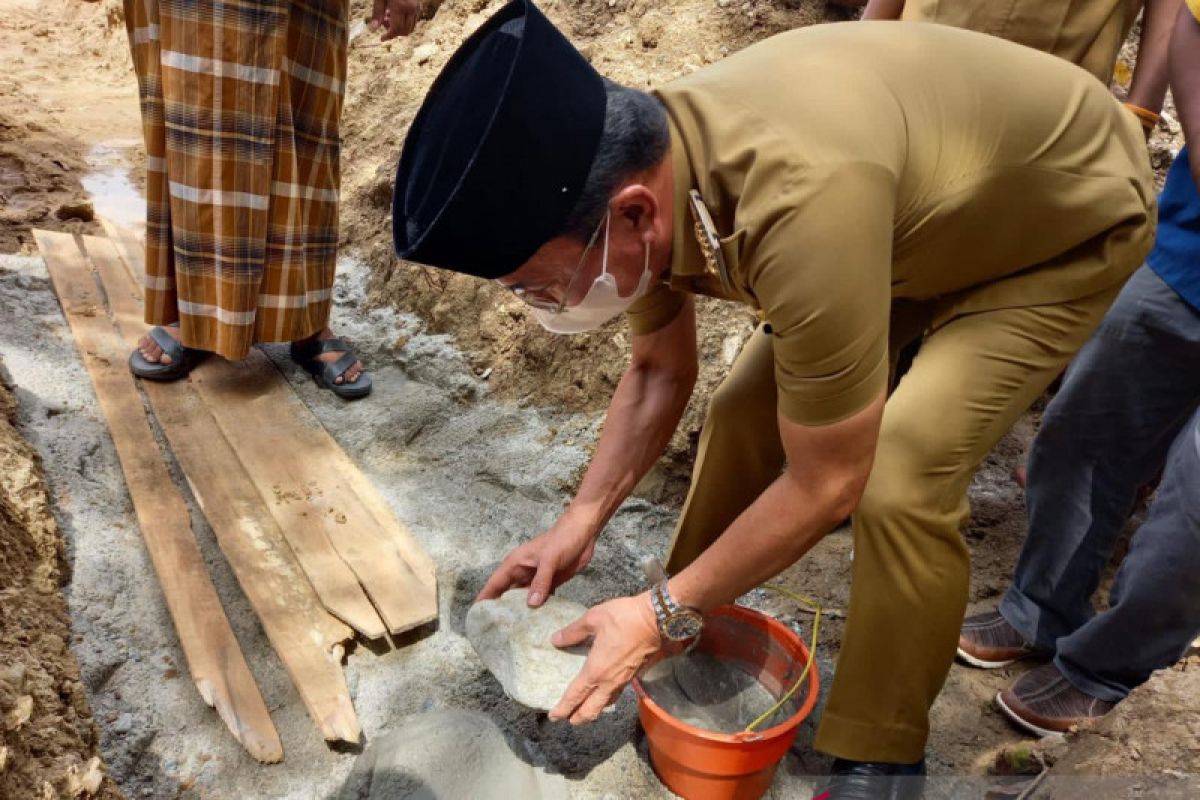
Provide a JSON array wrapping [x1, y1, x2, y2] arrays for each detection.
[[957, 2, 1200, 737]]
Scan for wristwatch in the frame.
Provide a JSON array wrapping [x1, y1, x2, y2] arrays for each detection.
[[643, 557, 704, 643]]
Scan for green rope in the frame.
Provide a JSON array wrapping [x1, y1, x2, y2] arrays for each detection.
[[742, 583, 822, 732]]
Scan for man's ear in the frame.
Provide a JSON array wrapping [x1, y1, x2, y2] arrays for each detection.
[[612, 184, 658, 233]]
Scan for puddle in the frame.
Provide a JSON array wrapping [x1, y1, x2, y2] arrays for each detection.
[[80, 140, 145, 236]]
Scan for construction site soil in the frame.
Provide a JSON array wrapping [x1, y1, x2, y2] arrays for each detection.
[[0, 1, 1195, 798]]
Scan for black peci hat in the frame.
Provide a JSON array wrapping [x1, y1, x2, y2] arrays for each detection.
[[392, 0, 607, 279]]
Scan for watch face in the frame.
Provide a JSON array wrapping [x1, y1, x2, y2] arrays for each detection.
[[664, 612, 703, 641]]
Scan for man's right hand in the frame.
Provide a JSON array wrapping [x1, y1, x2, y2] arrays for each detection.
[[476, 524, 596, 607]]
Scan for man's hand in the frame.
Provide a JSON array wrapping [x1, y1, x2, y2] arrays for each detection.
[[1121, 0, 1179, 134], [476, 524, 596, 607], [371, 0, 420, 41], [861, 0, 905, 20], [548, 593, 666, 725]]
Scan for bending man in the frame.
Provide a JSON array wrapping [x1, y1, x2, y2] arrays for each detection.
[[391, 3, 1155, 797]]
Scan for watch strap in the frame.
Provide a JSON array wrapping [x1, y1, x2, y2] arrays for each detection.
[[655, 578, 701, 621], [656, 577, 680, 615]]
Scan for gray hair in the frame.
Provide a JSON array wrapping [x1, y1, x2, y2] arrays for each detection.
[[562, 79, 670, 240]]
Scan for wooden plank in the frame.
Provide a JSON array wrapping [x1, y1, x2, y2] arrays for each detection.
[[322, 447, 437, 587], [85, 237, 390, 640], [190, 355, 439, 635], [98, 216, 145, 284], [104, 225, 438, 635], [82, 236, 361, 743], [34, 230, 282, 763], [103, 218, 435, 583]]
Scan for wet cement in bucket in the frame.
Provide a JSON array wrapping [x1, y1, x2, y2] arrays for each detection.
[[640, 651, 797, 734]]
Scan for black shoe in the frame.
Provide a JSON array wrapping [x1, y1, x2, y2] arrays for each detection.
[[813, 757, 927, 800]]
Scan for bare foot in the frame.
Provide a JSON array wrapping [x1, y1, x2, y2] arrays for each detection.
[[297, 328, 365, 384], [137, 324, 182, 365]]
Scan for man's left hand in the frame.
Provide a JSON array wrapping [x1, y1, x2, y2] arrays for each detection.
[[548, 593, 666, 725]]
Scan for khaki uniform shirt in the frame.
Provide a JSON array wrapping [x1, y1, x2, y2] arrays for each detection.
[[629, 22, 1154, 426], [901, 0, 1141, 84]]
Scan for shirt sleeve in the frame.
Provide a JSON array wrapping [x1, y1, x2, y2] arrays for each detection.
[[744, 161, 895, 426], [625, 280, 687, 335]]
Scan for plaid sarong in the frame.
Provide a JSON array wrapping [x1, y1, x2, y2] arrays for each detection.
[[124, 0, 347, 360]]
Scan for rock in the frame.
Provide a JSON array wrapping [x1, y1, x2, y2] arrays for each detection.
[[338, 710, 567, 800], [64, 757, 104, 797], [465, 589, 588, 711], [0, 662, 28, 692], [412, 43, 438, 65], [113, 712, 134, 734], [989, 743, 1045, 776], [0, 745, 7, 772], [720, 333, 746, 366], [54, 200, 94, 222], [4, 694, 33, 731], [636, 14, 664, 49]]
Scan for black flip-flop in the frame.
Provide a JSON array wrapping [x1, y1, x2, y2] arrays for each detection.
[[128, 324, 207, 381], [290, 337, 373, 400]]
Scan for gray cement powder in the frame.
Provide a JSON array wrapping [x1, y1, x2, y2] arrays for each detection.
[[338, 710, 568, 800], [641, 652, 791, 734]]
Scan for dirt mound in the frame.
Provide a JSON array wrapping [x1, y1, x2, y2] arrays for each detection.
[[0, 110, 99, 254], [0, 370, 122, 800], [0, 0, 137, 255], [1039, 657, 1200, 789]]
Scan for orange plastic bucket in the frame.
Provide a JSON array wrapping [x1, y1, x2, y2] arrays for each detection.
[[632, 604, 820, 800]]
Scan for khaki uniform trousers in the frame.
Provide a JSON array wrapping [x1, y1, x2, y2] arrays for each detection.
[[664, 284, 1124, 763]]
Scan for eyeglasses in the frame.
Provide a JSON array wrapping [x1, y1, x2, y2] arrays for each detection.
[[505, 213, 607, 314]]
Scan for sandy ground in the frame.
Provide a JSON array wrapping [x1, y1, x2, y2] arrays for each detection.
[[0, 352, 121, 800], [0, 0, 1197, 798], [1034, 656, 1200, 797], [0, 0, 138, 254]]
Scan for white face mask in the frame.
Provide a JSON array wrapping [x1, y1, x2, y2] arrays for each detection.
[[531, 212, 654, 334]]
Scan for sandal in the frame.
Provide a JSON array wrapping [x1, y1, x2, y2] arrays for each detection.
[[128, 324, 207, 381], [290, 337, 373, 400]]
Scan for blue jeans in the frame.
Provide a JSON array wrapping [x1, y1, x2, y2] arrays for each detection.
[[1000, 266, 1200, 702]]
